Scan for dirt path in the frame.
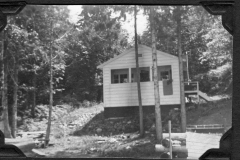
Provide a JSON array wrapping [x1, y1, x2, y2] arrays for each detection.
[[186, 132, 221, 159]]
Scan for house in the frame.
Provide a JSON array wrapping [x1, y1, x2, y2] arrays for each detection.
[[97, 45, 182, 118]]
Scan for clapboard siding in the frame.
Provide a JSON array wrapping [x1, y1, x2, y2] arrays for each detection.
[[103, 81, 180, 107], [100, 45, 181, 108]]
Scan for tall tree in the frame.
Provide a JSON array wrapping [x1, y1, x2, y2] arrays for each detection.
[[174, 6, 186, 132], [64, 5, 128, 102], [11, 44, 19, 138], [45, 19, 53, 147], [1, 29, 12, 138], [134, 5, 144, 137], [150, 6, 163, 142]]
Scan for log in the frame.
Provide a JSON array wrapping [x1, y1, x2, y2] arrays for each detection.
[[162, 138, 183, 148], [162, 133, 186, 139], [17, 131, 46, 135], [32, 149, 46, 156], [155, 144, 188, 153]]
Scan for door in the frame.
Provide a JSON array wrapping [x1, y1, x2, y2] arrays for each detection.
[[158, 65, 173, 95]]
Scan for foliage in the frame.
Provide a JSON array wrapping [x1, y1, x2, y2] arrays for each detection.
[[63, 5, 129, 102], [139, 6, 232, 95]]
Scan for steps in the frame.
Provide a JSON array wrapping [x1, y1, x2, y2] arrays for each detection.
[[198, 91, 213, 102]]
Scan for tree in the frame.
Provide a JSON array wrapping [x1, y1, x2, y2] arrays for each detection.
[[174, 6, 186, 132], [134, 5, 144, 137], [150, 6, 163, 142], [1, 29, 12, 138], [45, 19, 53, 147], [63, 5, 129, 102]]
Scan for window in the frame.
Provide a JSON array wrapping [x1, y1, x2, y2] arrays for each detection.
[[161, 71, 170, 80], [131, 67, 150, 82], [111, 69, 129, 84], [157, 65, 172, 81], [120, 74, 128, 83]]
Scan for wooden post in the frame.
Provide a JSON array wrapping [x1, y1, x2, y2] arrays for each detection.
[[150, 6, 163, 142], [169, 120, 172, 159], [129, 67, 131, 83], [197, 81, 200, 105], [150, 66, 152, 81], [176, 6, 186, 132], [134, 5, 144, 137], [186, 52, 190, 82]]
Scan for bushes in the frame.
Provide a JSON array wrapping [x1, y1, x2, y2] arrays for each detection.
[[194, 63, 232, 96]]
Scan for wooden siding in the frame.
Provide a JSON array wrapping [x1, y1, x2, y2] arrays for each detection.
[[102, 46, 180, 107]]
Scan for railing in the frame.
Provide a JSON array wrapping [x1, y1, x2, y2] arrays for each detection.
[[184, 81, 199, 92], [187, 124, 224, 129]]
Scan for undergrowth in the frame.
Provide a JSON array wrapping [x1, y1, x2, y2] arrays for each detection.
[[187, 98, 231, 124]]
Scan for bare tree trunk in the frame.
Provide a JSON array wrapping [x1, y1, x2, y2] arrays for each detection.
[[150, 6, 163, 143], [45, 20, 53, 147], [176, 6, 186, 132], [31, 72, 36, 118], [12, 53, 18, 138], [1, 30, 12, 138], [134, 5, 144, 137]]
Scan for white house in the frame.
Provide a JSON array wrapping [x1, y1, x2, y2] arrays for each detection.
[[97, 45, 181, 118]]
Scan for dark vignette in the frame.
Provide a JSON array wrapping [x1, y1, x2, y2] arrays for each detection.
[[0, 0, 237, 160]]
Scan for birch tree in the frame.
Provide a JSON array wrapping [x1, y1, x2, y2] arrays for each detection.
[[150, 6, 163, 142]]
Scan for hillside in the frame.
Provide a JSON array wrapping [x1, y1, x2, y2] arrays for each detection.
[[187, 98, 232, 129]]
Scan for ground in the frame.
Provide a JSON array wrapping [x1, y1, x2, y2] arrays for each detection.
[[6, 97, 232, 158]]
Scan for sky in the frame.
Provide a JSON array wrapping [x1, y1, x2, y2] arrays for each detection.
[[67, 5, 148, 41]]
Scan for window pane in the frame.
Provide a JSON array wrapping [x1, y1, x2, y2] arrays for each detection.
[[113, 75, 119, 83], [111, 69, 129, 84], [161, 71, 169, 80], [157, 65, 172, 81], [131, 67, 150, 82], [120, 74, 128, 83]]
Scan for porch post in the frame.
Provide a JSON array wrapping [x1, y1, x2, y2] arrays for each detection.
[[129, 67, 131, 83], [150, 66, 153, 81]]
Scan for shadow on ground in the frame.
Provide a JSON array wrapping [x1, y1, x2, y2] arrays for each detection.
[[72, 111, 158, 137]]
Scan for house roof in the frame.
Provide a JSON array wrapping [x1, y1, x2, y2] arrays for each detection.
[[97, 44, 178, 69]]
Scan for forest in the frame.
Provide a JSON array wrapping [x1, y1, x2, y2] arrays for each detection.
[[0, 5, 232, 141]]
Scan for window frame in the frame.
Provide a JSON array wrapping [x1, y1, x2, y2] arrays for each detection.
[[111, 68, 129, 84]]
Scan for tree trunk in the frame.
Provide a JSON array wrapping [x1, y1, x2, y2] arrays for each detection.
[[150, 6, 163, 143], [12, 53, 18, 138], [31, 72, 36, 118], [134, 5, 144, 137], [176, 6, 186, 132], [1, 30, 12, 138], [45, 20, 53, 147]]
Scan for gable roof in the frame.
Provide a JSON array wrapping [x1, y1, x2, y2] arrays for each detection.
[[97, 44, 178, 69]]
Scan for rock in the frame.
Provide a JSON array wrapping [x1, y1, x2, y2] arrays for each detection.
[[150, 124, 155, 131], [125, 146, 131, 150], [127, 121, 131, 124], [90, 148, 97, 152], [96, 128, 102, 133], [109, 138, 117, 143]]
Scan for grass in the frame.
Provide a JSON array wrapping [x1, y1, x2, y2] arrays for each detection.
[[187, 98, 232, 126]]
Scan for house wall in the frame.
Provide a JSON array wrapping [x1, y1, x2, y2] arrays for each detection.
[[102, 46, 180, 108]]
